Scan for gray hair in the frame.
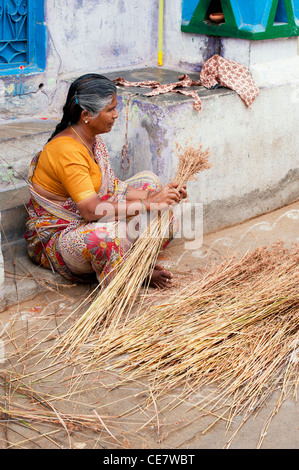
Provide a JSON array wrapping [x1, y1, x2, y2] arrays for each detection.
[[74, 90, 114, 116], [48, 73, 117, 141]]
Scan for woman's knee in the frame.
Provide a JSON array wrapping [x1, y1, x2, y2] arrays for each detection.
[[126, 170, 163, 192], [146, 171, 162, 191]]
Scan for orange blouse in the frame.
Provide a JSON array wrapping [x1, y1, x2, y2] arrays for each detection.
[[32, 137, 102, 203]]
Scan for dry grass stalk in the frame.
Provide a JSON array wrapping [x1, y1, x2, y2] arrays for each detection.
[[49, 141, 212, 357], [174, 141, 212, 188], [0, 371, 120, 448], [50, 212, 167, 356], [0, 402, 112, 434]]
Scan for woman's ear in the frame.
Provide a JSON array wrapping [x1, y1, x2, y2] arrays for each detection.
[[80, 109, 91, 124]]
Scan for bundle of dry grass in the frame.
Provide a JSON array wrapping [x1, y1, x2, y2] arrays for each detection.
[[51, 215, 165, 356], [174, 141, 212, 187], [77, 242, 299, 447], [50, 141, 212, 357]]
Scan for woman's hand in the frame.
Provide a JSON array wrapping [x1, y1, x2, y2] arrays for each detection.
[[76, 182, 188, 221], [147, 182, 181, 208], [178, 184, 187, 200]]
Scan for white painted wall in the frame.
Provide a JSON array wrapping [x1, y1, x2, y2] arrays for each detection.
[[1, 0, 299, 120], [45, 1, 298, 79], [45, 0, 160, 76]]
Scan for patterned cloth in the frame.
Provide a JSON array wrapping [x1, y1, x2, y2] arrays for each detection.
[[200, 54, 260, 107], [24, 136, 172, 286], [114, 54, 259, 111], [113, 74, 203, 112]]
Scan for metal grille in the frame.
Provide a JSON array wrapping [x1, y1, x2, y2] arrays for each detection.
[[0, 0, 28, 67]]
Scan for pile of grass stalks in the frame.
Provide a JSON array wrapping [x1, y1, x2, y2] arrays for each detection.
[[77, 242, 299, 447]]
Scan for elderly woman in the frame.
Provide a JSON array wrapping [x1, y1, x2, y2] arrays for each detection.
[[24, 73, 185, 288]]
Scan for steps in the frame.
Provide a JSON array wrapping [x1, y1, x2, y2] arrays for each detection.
[[0, 239, 74, 312], [0, 118, 57, 242], [0, 119, 58, 310]]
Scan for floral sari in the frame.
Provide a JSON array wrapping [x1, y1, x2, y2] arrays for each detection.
[[24, 136, 172, 286]]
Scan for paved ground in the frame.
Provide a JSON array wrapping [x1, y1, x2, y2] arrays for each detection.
[[0, 201, 298, 449]]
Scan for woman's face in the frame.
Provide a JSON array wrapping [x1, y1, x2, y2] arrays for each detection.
[[88, 94, 118, 134]]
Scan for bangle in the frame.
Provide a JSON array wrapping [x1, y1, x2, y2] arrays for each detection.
[[140, 198, 147, 214]]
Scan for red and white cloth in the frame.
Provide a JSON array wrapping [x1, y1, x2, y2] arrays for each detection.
[[113, 54, 259, 111], [200, 54, 260, 107], [113, 74, 203, 111]]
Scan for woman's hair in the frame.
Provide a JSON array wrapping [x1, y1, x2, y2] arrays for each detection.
[[48, 73, 117, 141]]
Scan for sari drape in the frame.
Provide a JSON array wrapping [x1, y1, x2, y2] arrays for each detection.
[[24, 136, 172, 286]]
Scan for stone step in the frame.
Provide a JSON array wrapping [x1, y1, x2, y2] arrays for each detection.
[[0, 238, 90, 312], [0, 118, 57, 142], [0, 119, 57, 243]]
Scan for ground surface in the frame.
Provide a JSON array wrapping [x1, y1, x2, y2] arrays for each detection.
[[0, 201, 298, 450]]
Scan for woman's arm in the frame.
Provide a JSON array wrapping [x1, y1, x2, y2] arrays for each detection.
[[125, 186, 151, 201], [126, 183, 187, 204], [76, 182, 186, 222], [76, 194, 143, 222]]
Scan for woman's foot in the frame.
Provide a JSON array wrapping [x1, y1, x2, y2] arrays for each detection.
[[148, 264, 173, 289]]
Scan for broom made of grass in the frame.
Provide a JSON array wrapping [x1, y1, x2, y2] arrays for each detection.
[[50, 141, 211, 357]]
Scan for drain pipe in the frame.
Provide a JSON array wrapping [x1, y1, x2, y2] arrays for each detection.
[[158, 0, 164, 66]]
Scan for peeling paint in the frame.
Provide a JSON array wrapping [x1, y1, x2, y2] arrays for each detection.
[[118, 0, 126, 13], [140, 110, 169, 179]]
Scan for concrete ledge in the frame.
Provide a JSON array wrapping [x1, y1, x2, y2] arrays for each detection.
[[1, 207, 28, 244], [62, 67, 234, 104], [0, 239, 89, 312], [0, 118, 58, 142], [0, 185, 29, 212], [101, 68, 299, 233], [0, 185, 29, 244]]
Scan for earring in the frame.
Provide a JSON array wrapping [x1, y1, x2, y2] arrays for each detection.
[[85, 120, 88, 124]]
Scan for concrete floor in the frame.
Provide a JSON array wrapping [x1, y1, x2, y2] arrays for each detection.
[[0, 201, 298, 449]]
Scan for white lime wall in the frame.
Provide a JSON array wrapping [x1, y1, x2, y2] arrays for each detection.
[[0, 0, 299, 117]]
